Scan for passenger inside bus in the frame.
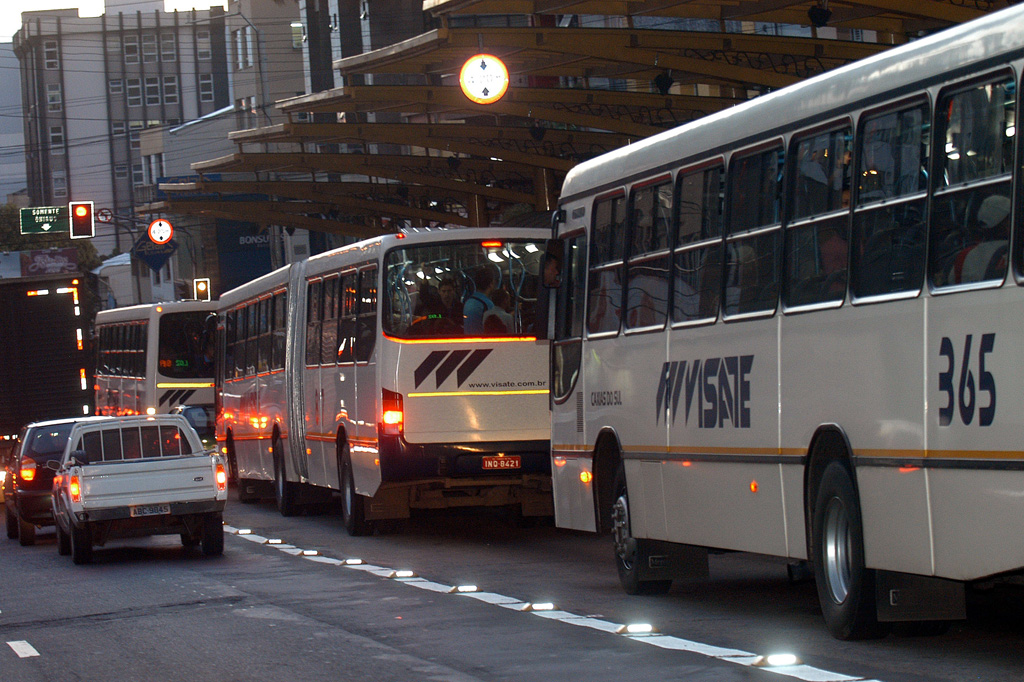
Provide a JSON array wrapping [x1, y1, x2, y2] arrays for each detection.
[[463, 267, 497, 334], [952, 193, 1010, 284], [483, 288, 514, 334]]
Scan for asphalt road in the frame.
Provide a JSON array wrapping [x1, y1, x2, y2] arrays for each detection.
[[3, 493, 1024, 682]]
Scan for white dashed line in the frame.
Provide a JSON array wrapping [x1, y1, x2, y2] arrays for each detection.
[[7, 641, 40, 658], [223, 525, 885, 682]]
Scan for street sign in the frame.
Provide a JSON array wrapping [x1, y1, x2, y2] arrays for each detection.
[[148, 218, 174, 245], [459, 54, 509, 105], [132, 234, 178, 272], [96, 208, 113, 223], [19, 205, 68, 235]]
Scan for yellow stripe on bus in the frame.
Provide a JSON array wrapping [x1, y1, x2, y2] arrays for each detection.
[[408, 389, 549, 398]]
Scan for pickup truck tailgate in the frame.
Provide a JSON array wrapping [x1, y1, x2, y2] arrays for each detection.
[[79, 456, 221, 509]]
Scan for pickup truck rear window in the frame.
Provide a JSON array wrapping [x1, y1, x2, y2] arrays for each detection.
[[78, 424, 189, 462]]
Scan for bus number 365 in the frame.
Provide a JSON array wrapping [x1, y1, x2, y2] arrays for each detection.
[[937, 333, 996, 427]]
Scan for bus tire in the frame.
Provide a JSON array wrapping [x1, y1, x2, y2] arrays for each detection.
[[812, 461, 888, 640], [340, 447, 371, 537], [273, 438, 299, 518], [611, 464, 671, 596], [18, 516, 36, 546], [56, 522, 71, 556], [201, 512, 224, 557], [71, 523, 93, 565]]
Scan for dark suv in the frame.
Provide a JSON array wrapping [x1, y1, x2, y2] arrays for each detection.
[[4, 418, 103, 546]]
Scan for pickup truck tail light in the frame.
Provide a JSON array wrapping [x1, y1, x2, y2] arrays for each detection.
[[215, 463, 227, 492], [69, 475, 81, 503], [19, 459, 36, 482], [381, 389, 404, 436]]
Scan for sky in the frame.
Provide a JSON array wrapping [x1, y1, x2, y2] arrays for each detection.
[[0, 1, 226, 42]]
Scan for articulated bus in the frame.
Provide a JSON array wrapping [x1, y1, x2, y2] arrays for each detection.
[[216, 227, 552, 534], [547, 5, 1024, 639], [94, 301, 217, 420]]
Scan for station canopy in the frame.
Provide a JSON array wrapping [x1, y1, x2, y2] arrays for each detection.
[[152, 0, 1007, 236]]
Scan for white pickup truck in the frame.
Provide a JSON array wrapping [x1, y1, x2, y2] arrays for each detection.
[[50, 414, 228, 564]]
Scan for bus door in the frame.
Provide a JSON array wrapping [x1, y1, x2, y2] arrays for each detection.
[[329, 270, 359, 489], [303, 279, 327, 484], [351, 265, 380, 495]]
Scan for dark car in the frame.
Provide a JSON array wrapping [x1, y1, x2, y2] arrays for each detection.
[[4, 417, 105, 546]]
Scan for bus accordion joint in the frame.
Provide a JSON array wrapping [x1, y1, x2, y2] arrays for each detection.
[[382, 388, 404, 436]]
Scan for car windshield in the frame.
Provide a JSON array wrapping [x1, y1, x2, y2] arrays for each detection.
[[24, 423, 75, 457]]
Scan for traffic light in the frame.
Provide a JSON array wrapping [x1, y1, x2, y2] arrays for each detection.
[[68, 201, 95, 239], [193, 278, 211, 301]]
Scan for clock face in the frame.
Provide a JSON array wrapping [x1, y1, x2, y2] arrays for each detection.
[[459, 54, 509, 105], [148, 219, 173, 244]]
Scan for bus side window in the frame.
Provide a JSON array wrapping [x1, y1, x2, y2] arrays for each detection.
[[673, 165, 723, 323], [785, 126, 851, 308], [355, 267, 377, 362], [851, 103, 929, 299], [321, 277, 339, 367], [587, 194, 626, 335], [272, 292, 287, 371], [305, 280, 322, 367], [625, 181, 672, 330], [725, 146, 783, 317], [930, 77, 1014, 288], [337, 273, 356, 363]]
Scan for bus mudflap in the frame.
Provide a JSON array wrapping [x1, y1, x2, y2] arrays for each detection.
[[874, 570, 965, 623], [639, 541, 709, 583]]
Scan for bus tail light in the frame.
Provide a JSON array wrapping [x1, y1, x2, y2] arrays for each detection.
[[69, 475, 81, 503], [19, 459, 36, 482], [215, 463, 227, 492], [382, 389, 404, 436]]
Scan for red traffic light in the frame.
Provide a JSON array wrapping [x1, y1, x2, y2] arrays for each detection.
[[68, 201, 95, 239]]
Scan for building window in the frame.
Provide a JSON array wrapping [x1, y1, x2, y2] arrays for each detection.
[[129, 121, 144, 150], [115, 164, 129, 179], [161, 33, 176, 62], [126, 78, 142, 107], [106, 36, 121, 53], [162, 76, 178, 104], [43, 40, 58, 69], [124, 35, 139, 64], [49, 125, 64, 149], [291, 22, 304, 49], [53, 172, 67, 198], [111, 120, 126, 136], [199, 74, 214, 102], [142, 34, 158, 63], [145, 77, 160, 105], [132, 162, 145, 186], [196, 29, 211, 60], [109, 78, 123, 95], [46, 83, 62, 112]]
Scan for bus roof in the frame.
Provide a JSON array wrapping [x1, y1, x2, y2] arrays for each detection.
[[560, 3, 1024, 203]]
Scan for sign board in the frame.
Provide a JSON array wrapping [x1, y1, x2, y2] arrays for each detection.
[[19, 206, 69, 235], [459, 54, 510, 105], [132, 234, 178, 273], [148, 218, 174, 244]]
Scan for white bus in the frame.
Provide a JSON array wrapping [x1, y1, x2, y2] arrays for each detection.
[[547, 5, 1024, 639], [94, 301, 218, 420], [217, 227, 552, 534]]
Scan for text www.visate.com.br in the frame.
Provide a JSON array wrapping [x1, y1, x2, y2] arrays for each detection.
[[467, 380, 546, 389]]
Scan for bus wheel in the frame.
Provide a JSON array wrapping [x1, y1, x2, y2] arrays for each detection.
[[611, 464, 671, 595], [812, 461, 889, 640], [339, 447, 371, 537], [273, 437, 299, 517]]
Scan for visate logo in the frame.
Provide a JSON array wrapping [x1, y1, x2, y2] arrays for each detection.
[[413, 349, 493, 389]]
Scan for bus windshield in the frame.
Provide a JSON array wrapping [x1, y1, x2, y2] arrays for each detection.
[[382, 238, 545, 339], [158, 312, 215, 379]]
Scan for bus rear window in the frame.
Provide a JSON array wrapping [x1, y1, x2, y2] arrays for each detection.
[[158, 312, 215, 379], [382, 240, 545, 339]]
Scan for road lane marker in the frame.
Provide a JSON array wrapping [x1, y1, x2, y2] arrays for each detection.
[[8, 641, 39, 658], [226, 527, 886, 682]]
